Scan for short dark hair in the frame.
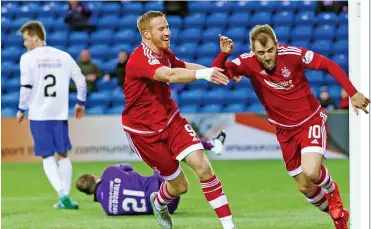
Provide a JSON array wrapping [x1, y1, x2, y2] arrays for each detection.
[[76, 174, 96, 195], [18, 21, 46, 41]]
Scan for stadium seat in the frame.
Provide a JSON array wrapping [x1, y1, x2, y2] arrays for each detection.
[[199, 104, 223, 113], [10, 17, 31, 29], [89, 91, 111, 106], [203, 88, 226, 105], [250, 12, 272, 26], [113, 30, 136, 44], [336, 25, 348, 39], [223, 103, 245, 113], [226, 89, 249, 103], [89, 44, 109, 59], [166, 15, 182, 29], [332, 54, 348, 70], [188, 2, 212, 14], [196, 57, 213, 68], [206, 13, 228, 29], [4, 34, 23, 45], [333, 40, 348, 54], [40, 4, 60, 16], [97, 15, 120, 28], [100, 2, 121, 14], [52, 17, 67, 30], [122, 2, 142, 14], [317, 12, 339, 26], [228, 12, 250, 27], [91, 30, 113, 44], [245, 103, 265, 113], [273, 11, 294, 26], [176, 43, 197, 59], [179, 28, 202, 43], [306, 71, 324, 84], [67, 45, 86, 59], [313, 25, 335, 40], [234, 77, 252, 90], [69, 32, 90, 44], [187, 80, 209, 91], [197, 43, 219, 57], [86, 106, 106, 115], [19, 4, 40, 17], [1, 91, 19, 108], [290, 40, 309, 48], [179, 89, 205, 106], [48, 31, 68, 45], [144, 2, 164, 12], [202, 28, 224, 42], [232, 1, 254, 13], [2, 47, 22, 61], [256, 1, 277, 13], [310, 40, 331, 56], [328, 85, 341, 100], [184, 14, 206, 29], [225, 28, 246, 42], [106, 105, 125, 115], [209, 1, 234, 13], [274, 26, 291, 41], [1, 107, 17, 117], [119, 15, 138, 29], [323, 73, 337, 84], [295, 11, 316, 25], [291, 25, 312, 41], [310, 86, 320, 98], [179, 104, 199, 113], [297, 1, 317, 11], [339, 12, 348, 24], [277, 1, 299, 12]]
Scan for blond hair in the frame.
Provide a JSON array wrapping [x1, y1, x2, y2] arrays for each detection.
[[137, 11, 165, 34], [249, 24, 277, 50], [18, 21, 46, 41]]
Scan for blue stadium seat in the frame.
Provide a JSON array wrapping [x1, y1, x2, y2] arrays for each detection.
[[67, 45, 86, 59], [96, 77, 118, 91], [234, 77, 252, 90], [306, 71, 324, 84], [176, 43, 197, 59], [39, 4, 60, 16], [1, 92, 19, 108], [333, 40, 348, 54], [19, 4, 40, 17], [206, 13, 228, 29], [144, 2, 164, 12], [179, 104, 199, 113], [86, 106, 106, 115], [209, 1, 234, 13], [187, 80, 209, 91], [69, 92, 78, 107], [10, 17, 31, 29], [197, 43, 219, 57], [199, 104, 223, 113], [336, 25, 348, 39], [188, 2, 212, 14], [313, 25, 335, 40], [245, 103, 265, 113], [277, 1, 299, 12], [111, 90, 125, 106], [203, 88, 226, 105], [223, 103, 245, 113], [256, 1, 277, 13], [122, 2, 143, 14], [53, 17, 67, 30], [4, 77, 20, 92], [183, 14, 206, 29], [292, 25, 313, 41], [274, 26, 291, 41], [179, 28, 202, 43], [2, 62, 14, 77], [232, 1, 254, 13], [179, 89, 205, 106], [328, 85, 341, 100], [97, 15, 120, 28], [119, 15, 138, 29], [197, 58, 214, 68], [296, 11, 316, 25], [273, 11, 294, 26], [250, 12, 272, 26], [225, 28, 246, 41], [89, 91, 111, 106], [202, 27, 224, 42], [2, 107, 17, 117], [228, 12, 250, 27], [318, 12, 339, 26], [298, 1, 317, 11], [36, 16, 55, 31], [310, 86, 320, 98], [166, 16, 182, 29], [90, 45, 109, 59], [4, 34, 23, 45], [48, 31, 68, 45], [310, 40, 331, 56], [290, 40, 310, 48], [91, 30, 113, 44], [106, 105, 125, 115], [332, 54, 348, 70], [170, 84, 185, 93], [2, 47, 22, 61], [112, 44, 132, 55], [323, 73, 337, 84], [226, 89, 249, 103], [100, 2, 121, 14], [113, 30, 136, 44], [339, 12, 348, 24], [69, 32, 90, 44]]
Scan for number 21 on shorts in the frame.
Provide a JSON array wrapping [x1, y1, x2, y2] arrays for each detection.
[[308, 125, 321, 139], [184, 124, 199, 141]]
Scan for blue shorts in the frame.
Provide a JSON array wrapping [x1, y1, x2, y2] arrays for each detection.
[[30, 120, 72, 157]]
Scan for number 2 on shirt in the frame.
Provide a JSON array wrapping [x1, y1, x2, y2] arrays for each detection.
[[122, 189, 147, 213]]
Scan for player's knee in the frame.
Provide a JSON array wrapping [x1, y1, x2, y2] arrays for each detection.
[[302, 168, 320, 182], [195, 161, 214, 181], [297, 182, 312, 195], [176, 181, 188, 195]]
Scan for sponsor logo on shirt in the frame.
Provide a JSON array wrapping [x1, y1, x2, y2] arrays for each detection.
[[148, 59, 160, 65], [264, 79, 295, 90], [302, 50, 314, 64]]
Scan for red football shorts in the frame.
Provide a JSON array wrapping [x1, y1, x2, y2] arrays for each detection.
[[125, 115, 204, 180], [276, 109, 328, 176]]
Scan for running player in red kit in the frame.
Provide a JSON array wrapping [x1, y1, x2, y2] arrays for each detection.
[[122, 11, 236, 229], [212, 25, 370, 229]]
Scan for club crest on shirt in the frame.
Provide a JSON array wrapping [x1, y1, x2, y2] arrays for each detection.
[[281, 67, 291, 78]]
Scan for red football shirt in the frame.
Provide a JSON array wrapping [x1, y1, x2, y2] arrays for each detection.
[[122, 42, 186, 135], [226, 44, 324, 129]]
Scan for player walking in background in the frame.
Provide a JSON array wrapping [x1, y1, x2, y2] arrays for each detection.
[[122, 11, 236, 229], [76, 163, 180, 216], [212, 25, 370, 229], [16, 21, 87, 210]]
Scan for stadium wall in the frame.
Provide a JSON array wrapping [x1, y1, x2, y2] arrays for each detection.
[[1, 112, 348, 162]]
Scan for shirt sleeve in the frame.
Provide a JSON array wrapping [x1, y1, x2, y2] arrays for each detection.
[[69, 55, 87, 104], [18, 55, 33, 111], [168, 49, 186, 68], [299, 47, 324, 70], [134, 54, 165, 80], [225, 53, 251, 77]]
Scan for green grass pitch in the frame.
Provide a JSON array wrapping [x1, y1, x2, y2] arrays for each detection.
[[1, 160, 349, 229]]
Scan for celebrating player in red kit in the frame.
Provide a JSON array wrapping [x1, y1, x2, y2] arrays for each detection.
[[212, 24, 370, 229], [122, 11, 236, 229]]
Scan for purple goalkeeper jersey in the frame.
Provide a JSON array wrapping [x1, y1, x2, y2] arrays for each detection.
[[94, 164, 180, 216]]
